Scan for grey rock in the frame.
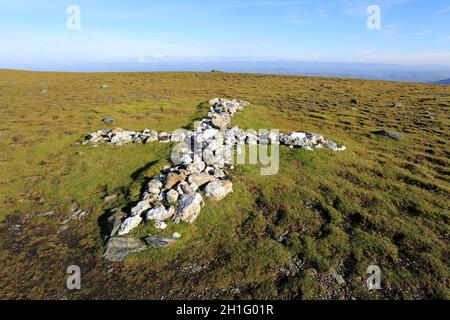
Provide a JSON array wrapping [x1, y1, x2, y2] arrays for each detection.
[[143, 130, 159, 143], [276, 231, 289, 242], [69, 206, 90, 220], [110, 131, 133, 144], [158, 132, 171, 143], [143, 234, 176, 249], [165, 189, 179, 204], [186, 160, 206, 174], [107, 208, 126, 236], [130, 200, 151, 216], [321, 139, 347, 151], [164, 172, 187, 190], [171, 131, 185, 142], [173, 192, 203, 224], [176, 181, 193, 195], [147, 179, 163, 194], [146, 203, 174, 221], [245, 131, 259, 145], [278, 258, 303, 277], [183, 263, 206, 273], [323, 140, 338, 150], [280, 132, 310, 147], [180, 154, 193, 165], [188, 172, 215, 187], [161, 166, 171, 174], [36, 211, 54, 218], [213, 168, 226, 179], [132, 133, 143, 144], [372, 130, 401, 140], [210, 113, 231, 129], [172, 232, 182, 238], [103, 115, 115, 125], [331, 269, 346, 286], [202, 148, 218, 166], [204, 180, 233, 201], [104, 237, 147, 262], [117, 215, 142, 236], [104, 194, 118, 203], [209, 98, 219, 105], [154, 220, 168, 230]]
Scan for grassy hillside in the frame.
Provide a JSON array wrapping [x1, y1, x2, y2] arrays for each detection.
[[0, 69, 448, 299]]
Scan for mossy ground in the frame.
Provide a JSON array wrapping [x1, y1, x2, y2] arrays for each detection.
[[0, 70, 448, 299]]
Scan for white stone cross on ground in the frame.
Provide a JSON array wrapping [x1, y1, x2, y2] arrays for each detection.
[[82, 98, 346, 261]]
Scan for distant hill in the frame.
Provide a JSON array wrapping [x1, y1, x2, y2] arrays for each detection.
[[434, 78, 450, 84], [3, 60, 450, 83]]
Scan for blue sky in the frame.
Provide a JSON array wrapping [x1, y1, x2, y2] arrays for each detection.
[[0, 0, 449, 67]]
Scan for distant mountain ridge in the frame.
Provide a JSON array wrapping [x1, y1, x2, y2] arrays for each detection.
[[434, 78, 450, 85], [3, 60, 450, 83]]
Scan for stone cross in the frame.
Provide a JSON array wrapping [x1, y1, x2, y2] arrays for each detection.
[[82, 98, 346, 261]]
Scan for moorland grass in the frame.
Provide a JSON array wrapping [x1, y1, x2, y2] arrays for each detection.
[[0, 70, 448, 299]]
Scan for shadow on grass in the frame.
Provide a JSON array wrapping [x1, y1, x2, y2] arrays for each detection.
[[131, 160, 159, 180], [182, 101, 210, 130], [97, 159, 160, 243]]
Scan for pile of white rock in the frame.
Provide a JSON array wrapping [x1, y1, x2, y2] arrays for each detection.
[[111, 99, 250, 238], [81, 98, 346, 260], [82, 99, 346, 152], [82, 128, 164, 146]]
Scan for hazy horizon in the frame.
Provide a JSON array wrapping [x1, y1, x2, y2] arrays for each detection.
[[1, 0, 449, 83], [3, 59, 450, 83]]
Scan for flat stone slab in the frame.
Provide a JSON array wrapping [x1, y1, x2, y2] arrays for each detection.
[[372, 130, 401, 140], [143, 234, 177, 249], [104, 237, 147, 262]]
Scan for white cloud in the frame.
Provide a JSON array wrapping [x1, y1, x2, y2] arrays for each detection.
[[138, 54, 168, 63], [0, 30, 214, 65], [435, 7, 450, 15]]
